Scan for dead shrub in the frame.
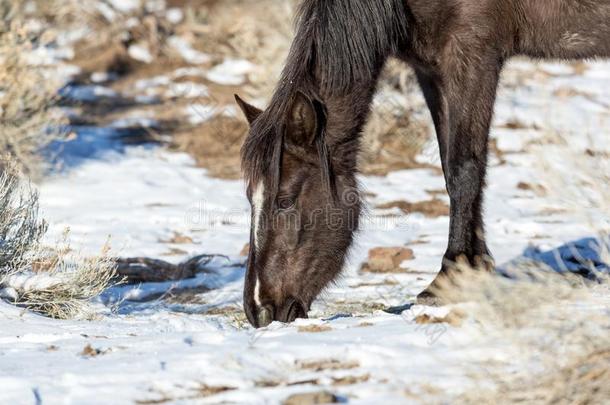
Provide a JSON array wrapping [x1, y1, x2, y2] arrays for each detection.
[[0, 3, 68, 177], [0, 161, 47, 275], [0, 162, 117, 319]]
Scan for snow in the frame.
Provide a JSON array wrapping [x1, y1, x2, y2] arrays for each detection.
[[168, 36, 211, 65], [186, 104, 237, 125], [60, 85, 118, 102], [166, 8, 184, 24], [206, 59, 257, 86], [1, 34, 609, 404], [165, 82, 209, 99], [128, 43, 154, 64]]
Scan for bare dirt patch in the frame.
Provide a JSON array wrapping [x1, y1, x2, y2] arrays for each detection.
[[298, 359, 359, 372], [283, 391, 339, 405], [360, 247, 414, 273], [170, 115, 248, 179], [517, 182, 548, 196], [196, 384, 235, 397]]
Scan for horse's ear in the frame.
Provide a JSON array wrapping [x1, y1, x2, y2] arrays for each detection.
[[235, 94, 262, 125], [286, 91, 322, 147]]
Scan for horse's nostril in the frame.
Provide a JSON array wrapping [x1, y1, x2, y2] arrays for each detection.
[[257, 306, 273, 328], [284, 299, 307, 323]]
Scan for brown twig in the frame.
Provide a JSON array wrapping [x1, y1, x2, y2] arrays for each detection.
[[115, 254, 231, 283]]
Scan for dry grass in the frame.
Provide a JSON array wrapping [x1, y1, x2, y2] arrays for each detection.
[[10, 241, 117, 319], [0, 3, 68, 177], [360, 60, 432, 175], [533, 131, 610, 236], [412, 118, 610, 403], [171, 115, 248, 179], [431, 129, 610, 404], [415, 125, 610, 403]]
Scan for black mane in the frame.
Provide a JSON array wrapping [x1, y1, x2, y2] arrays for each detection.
[[241, 0, 407, 186]]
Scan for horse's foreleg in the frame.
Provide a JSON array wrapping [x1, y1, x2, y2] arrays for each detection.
[[417, 60, 501, 304]]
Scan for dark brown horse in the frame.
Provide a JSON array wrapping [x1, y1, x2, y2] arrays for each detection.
[[236, 0, 610, 327]]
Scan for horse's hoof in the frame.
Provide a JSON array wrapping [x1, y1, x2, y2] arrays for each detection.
[[416, 289, 444, 306]]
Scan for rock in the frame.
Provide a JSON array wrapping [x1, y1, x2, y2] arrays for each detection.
[[283, 391, 339, 405], [240, 243, 250, 257], [362, 247, 414, 273], [81, 344, 104, 357]]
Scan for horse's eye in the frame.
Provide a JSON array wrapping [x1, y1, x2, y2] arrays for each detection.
[[277, 197, 295, 210]]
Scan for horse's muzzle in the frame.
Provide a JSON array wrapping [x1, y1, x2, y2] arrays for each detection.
[[246, 298, 308, 328]]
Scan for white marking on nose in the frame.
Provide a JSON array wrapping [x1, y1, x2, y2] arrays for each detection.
[[251, 181, 265, 306], [252, 181, 265, 252], [254, 279, 262, 306]]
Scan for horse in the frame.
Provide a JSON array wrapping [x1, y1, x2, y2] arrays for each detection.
[[235, 0, 610, 327]]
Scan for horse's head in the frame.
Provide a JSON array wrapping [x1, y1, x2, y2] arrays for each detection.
[[236, 92, 360, 328]]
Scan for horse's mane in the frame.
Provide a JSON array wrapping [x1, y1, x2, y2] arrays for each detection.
[[241, 0, 408, 187]]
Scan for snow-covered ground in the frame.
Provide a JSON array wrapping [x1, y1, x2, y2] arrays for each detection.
[[1, 26, 608, 404]]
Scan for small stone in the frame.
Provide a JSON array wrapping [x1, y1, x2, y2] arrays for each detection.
[[415, 309, 467, 327], [81, 344, 103, 357], [240, 243, 250, 257]]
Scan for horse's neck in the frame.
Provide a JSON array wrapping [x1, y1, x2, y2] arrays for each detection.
[[323, 80, 382, 135], [314, 74, 383, 174]]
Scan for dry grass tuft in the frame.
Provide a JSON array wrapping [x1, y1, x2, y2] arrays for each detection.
[[0, 161, 47, 275], [11, 242, 117, 319], [360, 60, 432, 175], [430, 259, 610, 404]]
